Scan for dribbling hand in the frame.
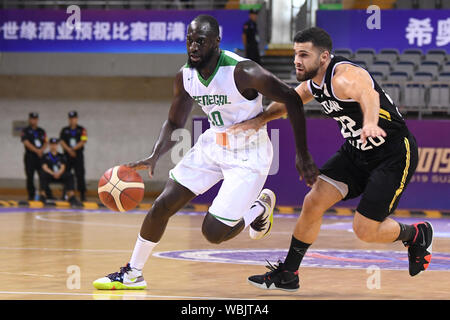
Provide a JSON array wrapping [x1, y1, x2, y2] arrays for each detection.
[[125, 156, 156, 179]]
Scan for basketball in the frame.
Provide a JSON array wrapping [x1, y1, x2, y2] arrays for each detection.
[[98, 165, 144, 212]]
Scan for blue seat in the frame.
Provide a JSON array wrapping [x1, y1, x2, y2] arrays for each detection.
[[417, 61, 440, 75], [414, 72, 434, 82], [389, 71, 409, 82]]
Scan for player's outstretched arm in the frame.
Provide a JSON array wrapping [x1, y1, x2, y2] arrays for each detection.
[[332, 64, 386, 144], [228, 81, 314, 134], [227, 101, 286, 135], [126, 70, 194, 178], [234, 61, 319, 186]]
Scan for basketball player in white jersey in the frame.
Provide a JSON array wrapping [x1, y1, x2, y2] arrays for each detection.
[[93, 15, 319, 290]]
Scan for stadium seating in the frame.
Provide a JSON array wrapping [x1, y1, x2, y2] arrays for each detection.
[[414, 72, 435, 82], [391, 61, 415, 79], [334, 49, 353, 60], [369, 61, 391, 79], [418, 0, 437, 9], [438, 72, 450, 81], [354, 49, 376, 66], [395, 0, 415, 9], [404, 82, 427, 113], [376, 49, 399, 65], [381, 82, 402, 106], [395, 0, 446, 9], [429, 83, 450, 109], [425, 50, 447, 65], [260, 56, 294, 80], [400, 49, 423, 66], [388, 71, 409, 82], [370, 71, 385, 82], [351, 60, 368, 69], [417, 61, 440, 75], [262, 46, 448, 117], [443, 62, 450, 73]]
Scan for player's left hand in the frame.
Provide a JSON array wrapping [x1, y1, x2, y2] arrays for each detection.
[[360, 123, 386, 144], [296, 151, 320, 188]]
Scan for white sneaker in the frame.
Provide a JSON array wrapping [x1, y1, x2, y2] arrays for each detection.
[[249, 189, 276, 240], [93, 263, 147, 290]]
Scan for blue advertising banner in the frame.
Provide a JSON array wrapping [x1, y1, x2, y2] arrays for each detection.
[[316, 9, 450, 53], [0, 9, 248, 53]]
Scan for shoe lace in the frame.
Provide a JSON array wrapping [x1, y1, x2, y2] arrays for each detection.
[[263, 259, 284, 276], [107, 264, 131, 281]]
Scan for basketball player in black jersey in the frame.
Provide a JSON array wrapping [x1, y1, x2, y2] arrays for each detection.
[[230, 27, 434, 291]]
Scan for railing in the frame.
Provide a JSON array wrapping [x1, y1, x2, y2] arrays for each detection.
[[1, 0, 241, 9]]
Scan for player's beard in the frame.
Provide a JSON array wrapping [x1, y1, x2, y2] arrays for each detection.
[[296, 59, 321, 82], [187, 48, 215, 70]]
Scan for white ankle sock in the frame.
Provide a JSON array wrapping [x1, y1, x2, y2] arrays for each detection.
[[243, 202, 265, 229], [129, 234, 158, 270]]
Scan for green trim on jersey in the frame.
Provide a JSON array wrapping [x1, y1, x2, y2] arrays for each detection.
[[210, 212, 241, 223], [196, 50, 225, 87], [196, 51, 240, 87], [221, 52, 240, 67], [170, 172, 179, 183]]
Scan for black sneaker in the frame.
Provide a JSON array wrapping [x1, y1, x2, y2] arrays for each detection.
[[69, 196, 83, 207], [248, 260, 299, 292], [403, 221, 433, 277], [38, 195, 47, 203]]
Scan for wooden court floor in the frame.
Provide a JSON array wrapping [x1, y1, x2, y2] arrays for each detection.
[[0, 206, 449, 300]]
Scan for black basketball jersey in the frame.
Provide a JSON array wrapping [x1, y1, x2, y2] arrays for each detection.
[[308, 56, 409, 153]]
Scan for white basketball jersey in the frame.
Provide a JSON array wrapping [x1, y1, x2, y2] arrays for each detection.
[[182, 50, 263, 133]]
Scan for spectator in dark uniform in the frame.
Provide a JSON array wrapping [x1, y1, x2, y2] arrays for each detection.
[[39, 138, 82, 207], [59, 111, 88, 201], [21, 112, 48, 200], [242, 9, 261, 64]]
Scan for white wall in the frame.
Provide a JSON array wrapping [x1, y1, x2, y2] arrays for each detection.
[[0, 99, 202, 190], [0, 53, 187, 77]]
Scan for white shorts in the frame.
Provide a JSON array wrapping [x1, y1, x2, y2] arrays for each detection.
[[169, 128, 273, 226]]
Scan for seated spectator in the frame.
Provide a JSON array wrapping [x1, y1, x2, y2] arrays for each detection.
[[39, 138, 82, 207]]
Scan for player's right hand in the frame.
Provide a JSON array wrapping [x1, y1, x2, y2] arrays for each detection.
[[295, 152, 319, 187], [125, 156, 156, 178], [227, 116, 264, 135]]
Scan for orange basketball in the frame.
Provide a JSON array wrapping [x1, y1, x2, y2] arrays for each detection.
[[98, 165, 144, 212]]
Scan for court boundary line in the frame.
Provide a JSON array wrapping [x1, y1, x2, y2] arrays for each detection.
[[0, 200, 449, 218], [0, 290, 254, 300]]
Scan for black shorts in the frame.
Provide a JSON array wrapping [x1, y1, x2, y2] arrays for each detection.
[[40, 171, 75, 192], [319, 132, 418, 222]]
